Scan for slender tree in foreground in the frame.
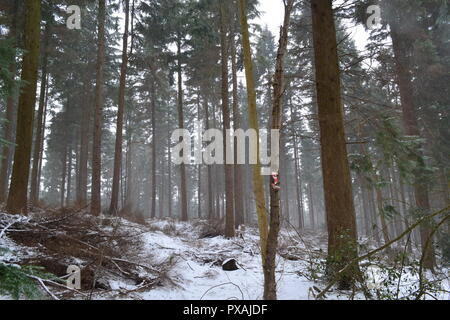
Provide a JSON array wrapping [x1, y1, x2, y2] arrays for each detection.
[[6, 0, 41, 215], [310, 0, 359, 289], [264, 0, 295, 300], [238, 0, 269, 288]]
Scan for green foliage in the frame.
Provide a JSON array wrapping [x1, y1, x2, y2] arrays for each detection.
[[375, 117, 435, 184], [0, 38, 17, 99], [0, 247, 58, 300], [361, 257, 445, 300], [381, 205, 400, 220]]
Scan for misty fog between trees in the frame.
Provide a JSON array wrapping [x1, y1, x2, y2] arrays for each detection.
[[0, 0, 449, 301]]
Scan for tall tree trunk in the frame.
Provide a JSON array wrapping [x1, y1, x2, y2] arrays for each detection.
[[220, 1, 235, 238], [60, 146, 67, 208], [176, 39, 188, 222], [66, 142, 73, 206], [310, 0, 359, 289], [204, 96, 214, 220], [109, 0, 130, 216], [197, 91, 202, 219], [30, 24, 50, 207], [264, 0, 294, 301], [37, 81, 48, 198], [6, 0, 41, 215], [308, 183, 315, 229], [387, 11, 436, 270], [230, 28, 245, 228], [76, 78, 91, 208], [238, 0, 268, 264], [290, 104, 304, 230], [167, 108, 172, 218], [150, 80, 157, 218], [91, 0, 106, 216], [0, 1, 20, 203]]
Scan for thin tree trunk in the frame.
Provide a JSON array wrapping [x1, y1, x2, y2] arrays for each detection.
[[109, 0, 129, 216], [30, 24, 50, 207], [66, 143, 73, 206], [37, 81, 49, 199], [61, 146, 67, 208], [150, 80, 157, 218], [6, 0, 41, 215], [220, 1, 235, 238], [176, 39, 188, 222], [290, 104, 304, 230], [308, 183, 315, 229], [76, 78, 91, 208], [204, 96, 214, 220], [230, 28, 245, 228], [264, 0, 294, 301], [167, 108, 172, 218], [238, 0, 268, 264], [91, 0, 106, 216], [310, 0, 359, 289]]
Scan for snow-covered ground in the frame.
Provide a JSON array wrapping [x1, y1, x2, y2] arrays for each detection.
[[1, 213, 449, 300]]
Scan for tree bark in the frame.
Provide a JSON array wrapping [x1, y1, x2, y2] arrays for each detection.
[[91, 0, 106, 216], [30, 23, 50, 207], [0, 0, 20, 203], [220, 0, 235, 238], [238, 0, 268, 264], [6, 0, 41, 215], [230, 27, 245, 228], [176, 39, 188, 222], [387, 8, 436, 270], [150, 80, 157, 218], [310, 0, 359, 289], [109, 0, 130, 216], [264, 0, 294, 301]]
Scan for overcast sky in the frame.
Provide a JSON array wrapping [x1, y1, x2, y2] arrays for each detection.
[[256, 0, 370, 51]]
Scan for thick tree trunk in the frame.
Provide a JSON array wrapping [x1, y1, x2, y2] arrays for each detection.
[[388, 17, 436, 271], [310, 0, 359, 289], [91, 0, 106, 216], [109, 0, 130, 216], [6, 0, 41, 215], [220, 1, 235, 238]]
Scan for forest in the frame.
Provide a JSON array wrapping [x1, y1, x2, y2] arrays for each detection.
[[0, 0, 449, 301]]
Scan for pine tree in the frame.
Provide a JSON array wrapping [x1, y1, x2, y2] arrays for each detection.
[[6, 0, 41, 215]]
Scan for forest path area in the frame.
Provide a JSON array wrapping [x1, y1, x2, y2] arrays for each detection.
[[0, 210, 325, 300], [1, 210, 449, 300]]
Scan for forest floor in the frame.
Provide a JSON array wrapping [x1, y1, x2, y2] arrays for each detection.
[[1, 209, 449, 300]]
